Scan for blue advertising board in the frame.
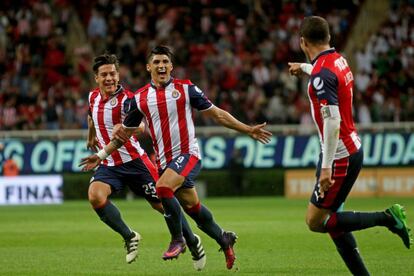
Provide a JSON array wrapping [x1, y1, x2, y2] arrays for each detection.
[[1, 132, 413, 174]]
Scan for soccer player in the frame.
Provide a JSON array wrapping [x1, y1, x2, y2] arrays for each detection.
[[86, 54, 206, 270], [288, 16, 412, 275], [80, 46, 272, 269]]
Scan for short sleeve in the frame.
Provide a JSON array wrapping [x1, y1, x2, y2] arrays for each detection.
[[310, 68, 338, 106], [123, 97, 144, 128], [188, 85, 213, 111]]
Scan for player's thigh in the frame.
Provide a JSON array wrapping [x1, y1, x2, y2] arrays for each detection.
[[90, 165, 124, 195], [175, 187, 199, 209], [122, 159, 160, 203], [157, 168, 185, 192], [310, 149, 363, 212]]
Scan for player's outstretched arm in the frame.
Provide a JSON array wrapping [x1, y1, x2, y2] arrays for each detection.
[[86, 115, 99, 152], [288, 62, 313, 76], [202, 106, 272, 144], [79, 125, 136, 171]]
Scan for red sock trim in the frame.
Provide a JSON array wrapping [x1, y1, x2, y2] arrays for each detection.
[[325, 212, 338, 231], [329, 230, 345, 239], [156, 187, 174, 198], [93, 200, 109, 210], [185, 202, 201, 214]]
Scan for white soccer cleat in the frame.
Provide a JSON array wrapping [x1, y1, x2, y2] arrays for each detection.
[[125, 231, 141, 264], [188, 234, 206, 270]]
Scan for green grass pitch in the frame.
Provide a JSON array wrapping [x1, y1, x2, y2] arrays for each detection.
[[0, 197, 413, 275]]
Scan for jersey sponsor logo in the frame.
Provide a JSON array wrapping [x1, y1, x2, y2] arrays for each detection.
[[313, 77, 324, 90], [172, 89, 181, 99], [110, 97, 118, 107]]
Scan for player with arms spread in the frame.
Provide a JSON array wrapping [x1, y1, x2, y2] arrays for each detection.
[[81, 46, 272, 270], [86, 54, 205, 270], [288, 16, 412, 275]]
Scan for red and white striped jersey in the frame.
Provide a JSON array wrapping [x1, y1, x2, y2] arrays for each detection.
[[88, 85, 146, 166], [123, 78, 213, 169], [307, 48, 361, 159]]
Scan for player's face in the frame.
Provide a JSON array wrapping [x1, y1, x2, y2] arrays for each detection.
[[147, 54, 173, 87], [95, 64, 119, 95]]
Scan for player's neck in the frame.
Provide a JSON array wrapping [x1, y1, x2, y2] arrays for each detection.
[[308, 45, 331, 61]]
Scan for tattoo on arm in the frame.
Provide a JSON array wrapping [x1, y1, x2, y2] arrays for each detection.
[[111, 138, 123, 148]]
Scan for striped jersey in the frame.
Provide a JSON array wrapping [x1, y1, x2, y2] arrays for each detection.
[[307, 48, 361, 159], [123, 78, 213, 169], [88, 85, 146, 166]]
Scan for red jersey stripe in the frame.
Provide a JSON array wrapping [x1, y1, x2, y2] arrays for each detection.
[[139, 89, 161, 169], [175, 83, 189, 153], [155, 87, 173, 164]]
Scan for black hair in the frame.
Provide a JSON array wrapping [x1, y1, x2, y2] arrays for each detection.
[[147, 45, 174, 62], [92, 53, 119, 73], [300, 16, 330, 45]]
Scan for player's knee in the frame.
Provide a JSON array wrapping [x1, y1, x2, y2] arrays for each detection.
[[88, 187, 107, 208], [306, 216, 325, 232], [183, 201, 201, 214]]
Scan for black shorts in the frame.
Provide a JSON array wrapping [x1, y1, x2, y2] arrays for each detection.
[[91, 158, 160, 203], [159, 154, 202, 189], [310, 148, 363, 211]]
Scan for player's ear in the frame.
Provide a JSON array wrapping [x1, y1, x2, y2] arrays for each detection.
[[146, 64, 150, 72], [94, 74, 98, 83]]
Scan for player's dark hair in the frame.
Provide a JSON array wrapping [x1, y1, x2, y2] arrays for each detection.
[[300, 16, 330, 45], [93, 53, 119, 73], [147, 45, 174, 62]]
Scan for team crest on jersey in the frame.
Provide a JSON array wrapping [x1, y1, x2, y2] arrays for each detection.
[[110, 97, 118, 107], [172, 89, 181, 99], [313, 77, 324, 90]]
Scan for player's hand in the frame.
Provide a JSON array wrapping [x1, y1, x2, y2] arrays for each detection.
[[79, 154, 101, 171], [318, 168, 334, 199], [248, 122, 273, 144], [288, 62, 304, 77], [112, 124, 129, 143], [86, 138, 99, 152]]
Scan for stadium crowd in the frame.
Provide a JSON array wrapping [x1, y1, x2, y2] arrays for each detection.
[[0, 0, 412, 131]]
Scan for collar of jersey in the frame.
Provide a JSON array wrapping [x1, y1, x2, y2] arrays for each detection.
[[100, 85, 123, 101], [311, 48, 336, 65], [150, 77, 173, 89]]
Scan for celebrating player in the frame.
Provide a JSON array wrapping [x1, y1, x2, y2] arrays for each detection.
[[288, 16, 412, 275], [80, 46, 272, 269], [85, 54, 205, 270]]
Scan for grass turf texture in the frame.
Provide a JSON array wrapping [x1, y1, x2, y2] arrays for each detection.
[[0, 197, 412, 275]]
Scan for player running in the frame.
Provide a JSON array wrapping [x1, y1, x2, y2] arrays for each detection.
[[80, 46, 272, 270], [288, 16, 412, 275], [85, 54, 205, 270]]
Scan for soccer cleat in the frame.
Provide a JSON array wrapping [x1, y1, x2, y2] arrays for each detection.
[[188, 234, 206, 271], [125, 231, 141, 263], [162, 238, 186, 260], [385, 204, 413, 249], [219, 231, 238, 269]]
